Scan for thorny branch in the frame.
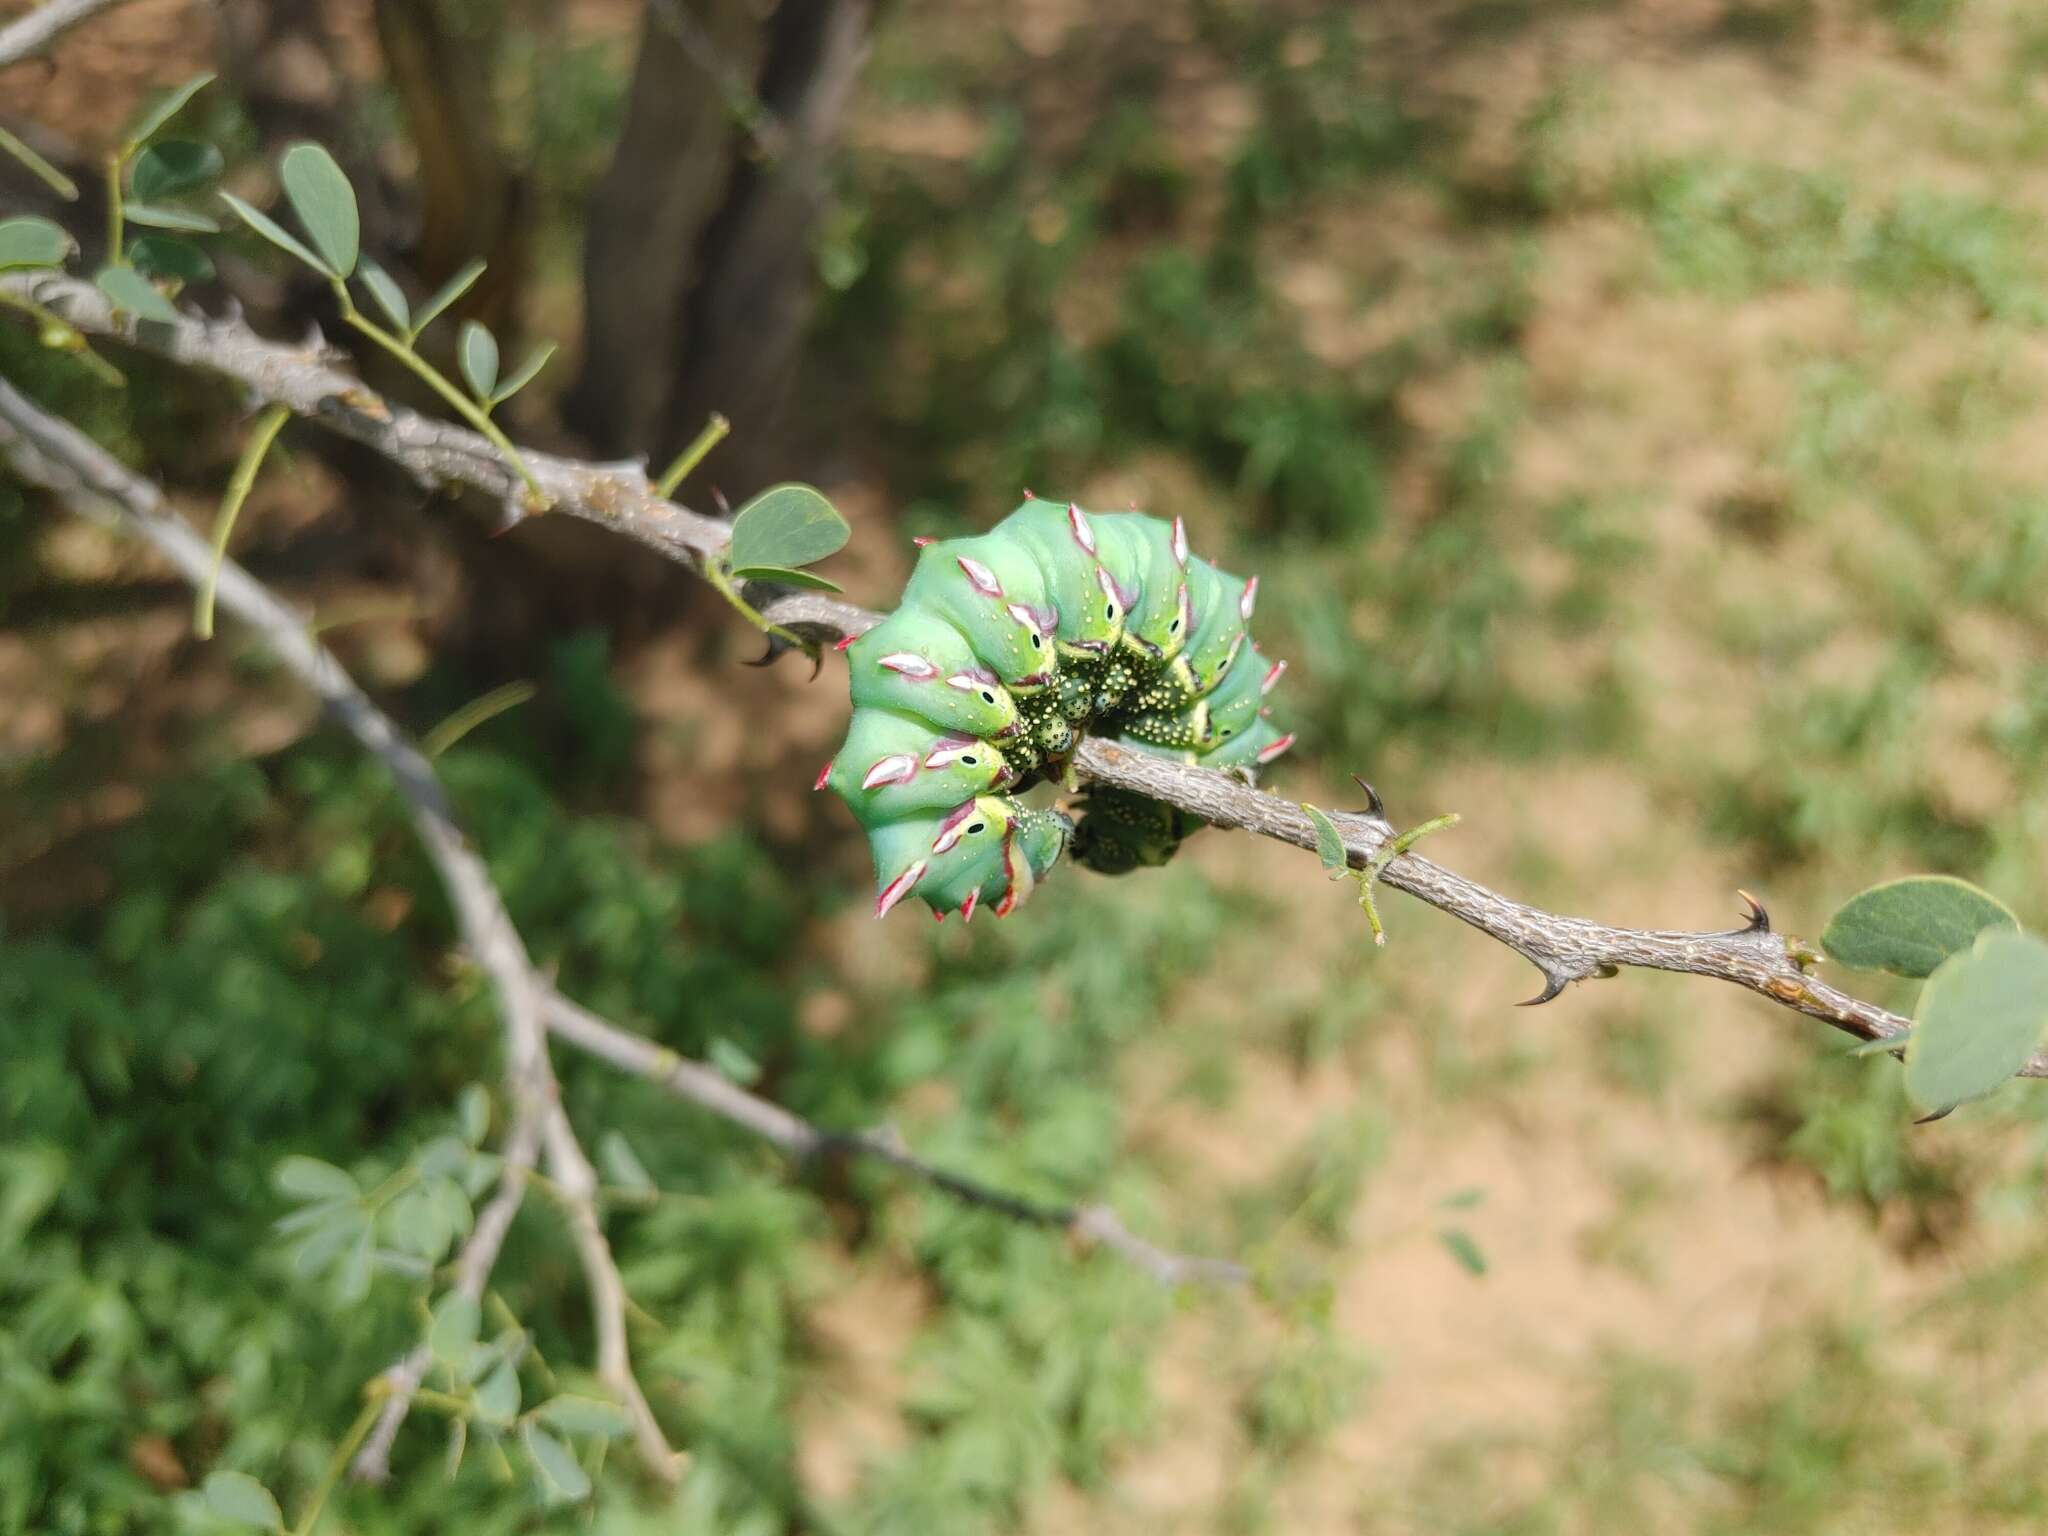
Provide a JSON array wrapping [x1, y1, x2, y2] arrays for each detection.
[[0, 376, 683, 1481], [0, 270, 1958, 1075], [0, 373, 1245, 1492]]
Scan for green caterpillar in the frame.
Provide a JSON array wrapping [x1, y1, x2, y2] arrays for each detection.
[[821, 495, 1291, 920]]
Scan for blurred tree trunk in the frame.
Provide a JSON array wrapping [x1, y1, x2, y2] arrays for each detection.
[[372, 0, 529, 343], [568, 0, 872, 499]]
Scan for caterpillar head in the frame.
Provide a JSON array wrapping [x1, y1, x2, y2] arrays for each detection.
[[870, 798, 1071, 919]]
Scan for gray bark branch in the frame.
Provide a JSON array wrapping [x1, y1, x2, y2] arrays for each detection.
[[0, 0, 130, 71], [0, 374, 681, 1481], [0, 367, 1242, 1376], [0, 273, 1943, 1074]]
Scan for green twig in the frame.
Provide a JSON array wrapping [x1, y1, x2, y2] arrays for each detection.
[[289, 1398, 381, 1536], [0, 123, 79, 200], [196, 402, 290, 638], [332, 286, 550, 510], [104, 154, 123, 264], [1357, 812, 1461, 947], [0, 290, 125, 388], [703, 557, 812, 655], [654, 412, 729, 498], [422, 680, 536, 759]]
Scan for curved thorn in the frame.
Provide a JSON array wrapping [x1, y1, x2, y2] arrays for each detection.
[[1737, 888, 1771, 932], [1515, 968, 1569, 1007], [1350, 774, 1387, 819], [741, 640, 778, 668], [1915, 1104, 1957, 1126]]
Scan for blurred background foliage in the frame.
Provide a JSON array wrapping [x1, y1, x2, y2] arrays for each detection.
[[8, 0, 2048, 1531]]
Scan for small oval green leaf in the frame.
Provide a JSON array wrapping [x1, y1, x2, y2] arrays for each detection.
[[358, 260, 411, 334], [337, 1226, 373, 1303], [535, 1394, 632, 1438], [522, 1422, 592, 1501], [1438, 1227, 1488, 1277], [122, 202, 220, 233], [426, 1176, 473, 1245], [598, 1130, 654, 1194], [412, 258, 486, 335], [383, 1185, 452, 1261], [708, 1036, 762, 1086], [728, 483, 850, 571], [730, 564, 846, 592], [131, 139, 223, 202], [0, 216, 73, 271], [1302, 804, 1348, 875], [128, 235, 213, 284], [457, 1083, 490, 1147], [272, 1155, 357, 1203], [458, 320, 499, 401], [429, 1293, 480, 1361], [1822, 875, 2020, 978], [95, 264, 181, 325], [125, 74, 215, 154], [221, 191, 332, 276], [1905, 929, 2048, 1115], [490, 341, 557, 405], [201, 1470, 282, 1531], [280, 143, 359, 277], [476, 1357, 521, 1421], [290, 1211, 364, 1278]]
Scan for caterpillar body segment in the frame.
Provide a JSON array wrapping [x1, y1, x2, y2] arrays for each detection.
[[847, 608, 1020, 741], [899, 533, 1056, 690], [1179, 556, 1253, 695], [1200, 640, 1270, 749], [1097, 511, 1191, 662], [829, 495, 1289, 918], [1000, 500, 1126, 655], [825, 708, 1014, 816], [863, 798, 1069, 918]]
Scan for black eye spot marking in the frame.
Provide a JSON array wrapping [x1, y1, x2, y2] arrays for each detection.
[[1168, 617, 1181, 632], [981, 691, 997, 704], [1030, 633, 1042, 648], [967, 821, 986, 835], [962, 754, 979, 765], [1104, 602, 1117, 621]]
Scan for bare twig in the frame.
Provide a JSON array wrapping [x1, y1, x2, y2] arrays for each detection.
[[541, 990, 1248, 1283], [539, 1104, 677, 1472], [0, 0, 131, 71], [0, 276, 1947, 1071], [646, 0, 789, 160], [0, 376, 681, 1484], [352, 1101, 543, 1481]]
